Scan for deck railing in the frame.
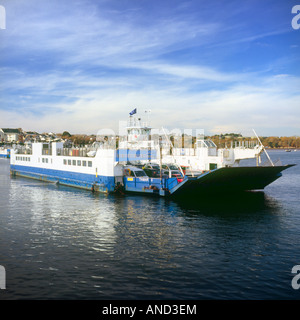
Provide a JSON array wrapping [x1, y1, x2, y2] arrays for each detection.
[[57, 148, 96, 157], [42, 148, 52, 155], [15, 147, 32, 155]]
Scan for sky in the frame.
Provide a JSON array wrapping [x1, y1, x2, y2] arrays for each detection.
[[0, 0, 299, 136]]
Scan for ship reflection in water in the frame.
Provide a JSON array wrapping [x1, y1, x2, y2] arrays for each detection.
[[170, 191, 280, 216]]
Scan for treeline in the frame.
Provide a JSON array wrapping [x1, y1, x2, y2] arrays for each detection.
[[260, 136, 300, 149], [58, 131, 96, 146], [59, 131, 300, 149], [209, 134, 300, 149]]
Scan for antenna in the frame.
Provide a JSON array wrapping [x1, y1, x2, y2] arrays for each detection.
[[145, 109, 151, 127]]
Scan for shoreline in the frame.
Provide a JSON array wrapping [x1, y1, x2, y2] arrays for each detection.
[[265, 148, 298, 151]]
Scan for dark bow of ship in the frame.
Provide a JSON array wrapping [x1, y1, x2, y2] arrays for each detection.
[[168, 164, 296, 197]]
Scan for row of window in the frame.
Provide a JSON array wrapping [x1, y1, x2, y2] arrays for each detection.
[[63, 159, 93, 167], [15, 156, 92, 168], [16, 157, 51, 163], [16, 156, 31, 162]]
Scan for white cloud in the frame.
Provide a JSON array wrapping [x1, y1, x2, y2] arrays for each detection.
[[1, 73, 299, 137], [1, 0, 299, 137]]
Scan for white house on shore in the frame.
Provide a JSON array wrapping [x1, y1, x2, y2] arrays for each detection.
[[0, 128, 22, 143]]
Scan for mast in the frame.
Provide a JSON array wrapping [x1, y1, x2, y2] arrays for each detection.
[[252, 129, 274, 167]]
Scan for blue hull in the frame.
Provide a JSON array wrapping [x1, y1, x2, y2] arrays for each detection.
[[10, 165, 115, 193], [10, 164, 179, 196]]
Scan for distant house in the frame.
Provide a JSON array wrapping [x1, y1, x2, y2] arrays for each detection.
[[0, 128, 22, 143], [23, 131, 39, 144]]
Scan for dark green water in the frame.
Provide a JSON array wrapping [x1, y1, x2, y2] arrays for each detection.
[[0, 150, 300, 299]]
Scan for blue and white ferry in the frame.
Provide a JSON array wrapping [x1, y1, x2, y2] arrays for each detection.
[[0, 147, 10, 158], [9, 112, 295, 197]]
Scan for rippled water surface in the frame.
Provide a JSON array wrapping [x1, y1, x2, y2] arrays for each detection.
[[1, 150, 300, 300]]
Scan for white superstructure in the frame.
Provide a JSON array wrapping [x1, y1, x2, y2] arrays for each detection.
[[162, 138, 263, 172]]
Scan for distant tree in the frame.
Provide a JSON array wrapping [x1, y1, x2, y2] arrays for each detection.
[[62, 131, 72, 138]]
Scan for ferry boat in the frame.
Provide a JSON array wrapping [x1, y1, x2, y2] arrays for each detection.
[[9, 111, 295, 197], [0, 147, 10, 158]]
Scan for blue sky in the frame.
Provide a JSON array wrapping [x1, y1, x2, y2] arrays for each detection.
[[0, 0, 299, 136]]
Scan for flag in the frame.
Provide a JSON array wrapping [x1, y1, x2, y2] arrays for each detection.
[[129, 108, 137, 116]]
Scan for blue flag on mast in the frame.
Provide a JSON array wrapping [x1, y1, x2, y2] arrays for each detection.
[[129, 108, 137, 116]]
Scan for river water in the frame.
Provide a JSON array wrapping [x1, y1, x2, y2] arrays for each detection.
[[0, 150, 300, 300]]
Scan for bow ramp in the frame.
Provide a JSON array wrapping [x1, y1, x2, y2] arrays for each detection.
[[168, 164, 295, 196]]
